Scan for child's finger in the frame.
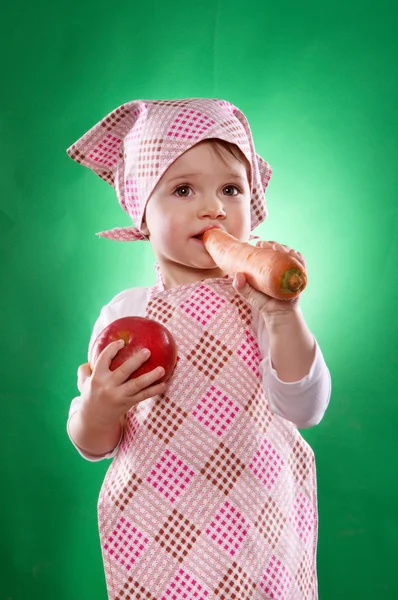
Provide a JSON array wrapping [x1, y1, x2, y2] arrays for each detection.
[[255, 240, 274, 249], [233, 272, 271, 313], [122, 380, 168, 410], [288, 248, 306, 268], [256, 240, 287, 252], [256, 240, 306, 267], [93, 339, 126, 375], [111, 347, 153, 386], [77, 362, 92, 392], [123, 366, 167, 400], [232, 272, 247, 290]]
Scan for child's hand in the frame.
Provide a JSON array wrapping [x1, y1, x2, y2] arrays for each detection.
[[232, 240, 306, 317], [77, 341, 167, 429]]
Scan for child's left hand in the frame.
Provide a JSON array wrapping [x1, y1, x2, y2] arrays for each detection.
[[232, 240, 307, 317]]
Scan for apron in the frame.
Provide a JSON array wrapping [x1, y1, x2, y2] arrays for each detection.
[[97, 275, 318, 600]]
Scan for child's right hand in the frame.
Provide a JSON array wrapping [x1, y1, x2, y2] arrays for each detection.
[[77, 340, 167, 429]]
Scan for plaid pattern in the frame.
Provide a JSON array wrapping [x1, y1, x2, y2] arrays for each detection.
[[155, 509, 202, 564], [145, 399, 188, 444], [191, 386, 240, 438], [66, 98, 272, 241], [260, 556, 293, 599], [214, 562, 257, 599], [106, 470, 142, 513], [205, 501, 250, 556], [288, 492, 314, 547], [147, 449, 196, 504], [249, 439, 285, 492], [98, 277, 318, 599], [255, 498, 286, 550], [200, 443, 246, 497], [180, 288, 226, 328], [103, 517, 150, 572], [161, 568, 211, 599], [167, 108, 216, 139]]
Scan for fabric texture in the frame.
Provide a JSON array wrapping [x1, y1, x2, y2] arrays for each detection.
[[95, 272, 319, 599], [66, 98, 272, 242], [67, 273, 331, 462]]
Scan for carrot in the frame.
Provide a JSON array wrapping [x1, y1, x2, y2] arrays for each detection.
[[202, 229, 307, 300]]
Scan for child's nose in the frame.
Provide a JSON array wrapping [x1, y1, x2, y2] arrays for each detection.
[[198, 195, 226, 219]]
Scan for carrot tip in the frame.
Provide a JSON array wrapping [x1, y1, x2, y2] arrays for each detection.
[[283, 269, 306, 293]]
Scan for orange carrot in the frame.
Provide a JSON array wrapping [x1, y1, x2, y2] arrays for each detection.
[[202, 229, 307, 300]]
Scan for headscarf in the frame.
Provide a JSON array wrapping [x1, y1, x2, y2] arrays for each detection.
[[66, 98, 272, 241]]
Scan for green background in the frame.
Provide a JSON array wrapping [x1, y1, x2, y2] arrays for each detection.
[[1, 0, 397, 597]]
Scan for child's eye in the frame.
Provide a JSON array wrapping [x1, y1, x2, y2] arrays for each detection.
[[174, 185, 193, 197], [173, 184, 241, 197], [223, 185, 241, 196]]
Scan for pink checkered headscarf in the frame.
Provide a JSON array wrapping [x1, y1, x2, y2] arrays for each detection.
[[66, 98, 272, 241]]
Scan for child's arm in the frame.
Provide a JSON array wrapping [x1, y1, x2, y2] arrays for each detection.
[[68, 341, 166, 457], [264, 308, 316, 382], [233, 270, 331, 428], [259, 308, 331, 428], [67, 286, 153, 460], [68, 403, 124, 458]]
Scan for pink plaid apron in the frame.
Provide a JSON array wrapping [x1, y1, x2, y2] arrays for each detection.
[[97, 275, 318, 600]]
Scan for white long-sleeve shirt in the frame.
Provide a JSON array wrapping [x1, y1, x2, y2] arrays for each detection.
[[67, 285, 331, 461]]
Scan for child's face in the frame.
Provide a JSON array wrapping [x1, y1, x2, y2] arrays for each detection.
[[141, 140, 252, 288]]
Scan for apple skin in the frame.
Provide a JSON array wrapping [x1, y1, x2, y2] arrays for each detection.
[[89, 317, 178, 383]]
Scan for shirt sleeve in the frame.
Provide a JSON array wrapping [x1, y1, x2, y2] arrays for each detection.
[[253, 306, 332, 428], [67, 286, 151, 461]]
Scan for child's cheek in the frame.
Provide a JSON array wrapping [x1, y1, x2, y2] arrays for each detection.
[[167, 218, 186, 239]]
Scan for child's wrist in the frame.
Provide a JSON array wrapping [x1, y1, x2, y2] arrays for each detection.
[[71, 408, 123, 456], [262, 306, 301, 332], [79, 403, 120, 433]]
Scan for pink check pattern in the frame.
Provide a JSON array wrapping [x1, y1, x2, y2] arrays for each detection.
[[97, 277, 318, 599], [167, 108, 216, 140], [192, 386, 240, 437], [289, 492, 315, 546], [249, 438, 285, 491], [147, 449, 196, 504], [260, 555, 293, 599], [205, 501, 250, 557], [161, 568, 210, 599], [66, 98, 272, 242], [237, 329, 263, 378], [88, 133, 120, 169], [181, 288, 226, 328], [103, 517, 149, 572]]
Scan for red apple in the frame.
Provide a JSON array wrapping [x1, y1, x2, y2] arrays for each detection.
[[89, 316, 178, 383]]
